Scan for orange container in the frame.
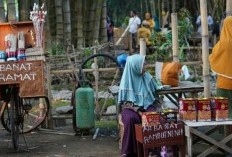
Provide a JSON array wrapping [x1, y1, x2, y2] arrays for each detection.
[[197, 98, 211, 121], [142, 112, 160, 127], [179, 98, 197, 121], [211, 97, 229, 121]]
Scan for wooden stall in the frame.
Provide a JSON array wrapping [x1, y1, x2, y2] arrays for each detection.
[[0, 21, 35, 50]]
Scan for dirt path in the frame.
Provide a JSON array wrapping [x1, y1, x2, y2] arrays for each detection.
[[0, 125, 120, 157]]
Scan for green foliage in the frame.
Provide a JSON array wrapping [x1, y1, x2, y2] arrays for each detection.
[[47, 41, 65, 55], [151, 8, 193, 62], [122, 16, 130, 27], [95, 120, 117, 128], [82, 48, 94, 68], [52, 100, 70, 108]]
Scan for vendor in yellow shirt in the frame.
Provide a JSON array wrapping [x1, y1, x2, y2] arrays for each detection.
[[209, 16, 232, 118], [137, 20, 152, 46], [145, 12, 155, 31]]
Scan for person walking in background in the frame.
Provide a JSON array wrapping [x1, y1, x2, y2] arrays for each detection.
[[209, 16, 232, 118], [196, 12, 214, 34], [128, 10, 141, 52], [106, 15, 114, 42], [144, 12, 155, 31]]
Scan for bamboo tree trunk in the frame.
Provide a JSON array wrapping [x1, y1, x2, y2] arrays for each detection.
[[145, 0, 149, 12], [158, 0, 162, 28], [0, 0, 6, 22], [7, 0, 17, 22], [171, 13, 179, 61], [172, 0, 176, 13], [226, 0, 232, 16], [200, 0, 210, 98], [70, 0, 77, 47], [140, 0, 143, 16], [19, 0, 30, 21], [48, 0, 56, 41], [63, 0, 72, 46], [76, 0, 84, 48], [55, 0, 64, 43], [87, 0, 96, 46], [99, 0, 107, 43], [44, 0, 51, 49], [92, 0, 103, 45], [149, 0, 155, 16]]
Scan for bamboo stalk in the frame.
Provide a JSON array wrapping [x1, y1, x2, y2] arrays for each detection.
[[140, 38, 146, 56], [45, 64, 53, 129], [171, 13, 179, 62], [172, 0, 176, 13], [7, 0, 17, 22], [55, 0, 64, 43], [0, 0, 6, 22], [226, 0, 232, 16], [93, 45, 100, 115], [63, 0, 72, 46], [200, 0, 210, 98]]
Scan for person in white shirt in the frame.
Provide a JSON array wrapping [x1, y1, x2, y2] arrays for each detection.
[[196, 13, 214, 34], [128, 10, 141, 51]]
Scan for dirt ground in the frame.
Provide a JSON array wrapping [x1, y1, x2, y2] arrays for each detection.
[[0, 124, 120, 157]]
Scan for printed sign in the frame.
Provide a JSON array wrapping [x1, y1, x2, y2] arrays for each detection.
[[135, 123, 184, 145], [0, 60, 47, 97]]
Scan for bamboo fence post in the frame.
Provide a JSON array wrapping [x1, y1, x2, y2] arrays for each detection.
[[140, 38, 146, 56], [200, 0, 210, 98], [171, 13, 179, 62], [226, 0, 232, 16], [93, 44, 100, 116], [45, 64, 53, 129]]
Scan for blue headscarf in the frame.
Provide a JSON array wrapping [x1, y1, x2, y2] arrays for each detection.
[[118, 54, 157, 110]]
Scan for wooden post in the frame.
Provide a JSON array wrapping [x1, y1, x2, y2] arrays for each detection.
[[171, 13, 179, 62], [93, 45, 100, 116], [45, 64, 53, 129], [140, 38, 146, 56], [200, 0, 210, 98], [226, 0, 232, 16]]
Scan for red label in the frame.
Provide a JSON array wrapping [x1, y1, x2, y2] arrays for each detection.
[[179, 99, 196, 111]]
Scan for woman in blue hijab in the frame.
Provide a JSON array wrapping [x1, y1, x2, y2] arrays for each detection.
[[118, 54, 160, 157]]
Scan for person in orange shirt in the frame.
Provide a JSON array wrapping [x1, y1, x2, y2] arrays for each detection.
[[209, 16, 232, 118], [137, 20, 152, 46], [144, 12, 155, 31]]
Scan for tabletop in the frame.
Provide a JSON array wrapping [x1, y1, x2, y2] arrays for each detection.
[[157, 81, 204, 94], [183, 120, 232, 127]]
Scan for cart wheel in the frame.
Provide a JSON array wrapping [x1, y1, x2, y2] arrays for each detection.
[[1, 97, 49, 133]]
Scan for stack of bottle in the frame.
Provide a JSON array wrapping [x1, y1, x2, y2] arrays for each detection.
[[2, 33, 26, 62]]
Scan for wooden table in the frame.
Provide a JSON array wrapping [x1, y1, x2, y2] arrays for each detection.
[[183, 121, 232, 157], [157, 81, 204, 107], [135, 123, 185, 157]]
